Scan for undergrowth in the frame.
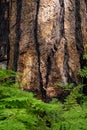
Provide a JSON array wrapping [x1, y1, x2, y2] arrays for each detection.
[[0, 69, 87, 130]]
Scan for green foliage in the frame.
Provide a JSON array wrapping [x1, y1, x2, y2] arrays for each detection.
[[0, 69, 18, 85], [64, 85, 84, 108], [83, 54, 87, 60], [56, 82, 74, 90], [78, 66, 87, 78], [0, 69, 87, 130]]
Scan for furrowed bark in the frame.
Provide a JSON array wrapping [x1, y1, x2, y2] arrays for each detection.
[[2, 0, 86, 98]]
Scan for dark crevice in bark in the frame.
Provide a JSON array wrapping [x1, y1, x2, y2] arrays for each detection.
[[10, 0, 12, 10], [13, 0, 22, 71], [0, 58, 7, 62], [0, 0, 9, 67], [84, 0, 87, 95], [34, 0, 46, 99], [45, 51, 53, 88], [75, 0, 84, 68], [59, 0, 65, 37], [85, 0, 87, 12], [85, 0, 87, 26], [7, 1, 10, 68]]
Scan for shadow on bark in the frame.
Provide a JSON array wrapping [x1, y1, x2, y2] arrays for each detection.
[[75, 0, 84, 68], [75, 0, 87, 93], [13, 0, 22, 71], [0, 1, 9, 65]]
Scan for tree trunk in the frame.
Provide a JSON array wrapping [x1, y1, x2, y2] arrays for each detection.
[[1, 0, 87, 98], [0, 0, 9, 69]]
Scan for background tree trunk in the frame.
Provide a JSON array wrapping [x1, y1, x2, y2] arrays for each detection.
[[0, 0, 9, 69], [1, 0, 87, 98]]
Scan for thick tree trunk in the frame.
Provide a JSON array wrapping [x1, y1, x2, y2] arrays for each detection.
[[1, 0, 87, 98]]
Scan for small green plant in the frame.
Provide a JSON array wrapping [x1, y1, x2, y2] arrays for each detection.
[[0, 69, 87, 130], [56, 82, 74, 90]]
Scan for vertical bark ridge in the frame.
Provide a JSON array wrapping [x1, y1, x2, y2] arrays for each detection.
[[59, 0, 70, 83], [64, 0, 81, 84], [34, 0, 46, 98]]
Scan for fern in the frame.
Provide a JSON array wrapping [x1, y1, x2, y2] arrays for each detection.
[[0, 69, 87, 130], [56, 82, 74, 90], [78, 66, 87, 78]]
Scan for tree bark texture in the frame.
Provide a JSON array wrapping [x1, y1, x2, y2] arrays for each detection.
[[0, 0, 9, 68], [0, 0, 87, 97]]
